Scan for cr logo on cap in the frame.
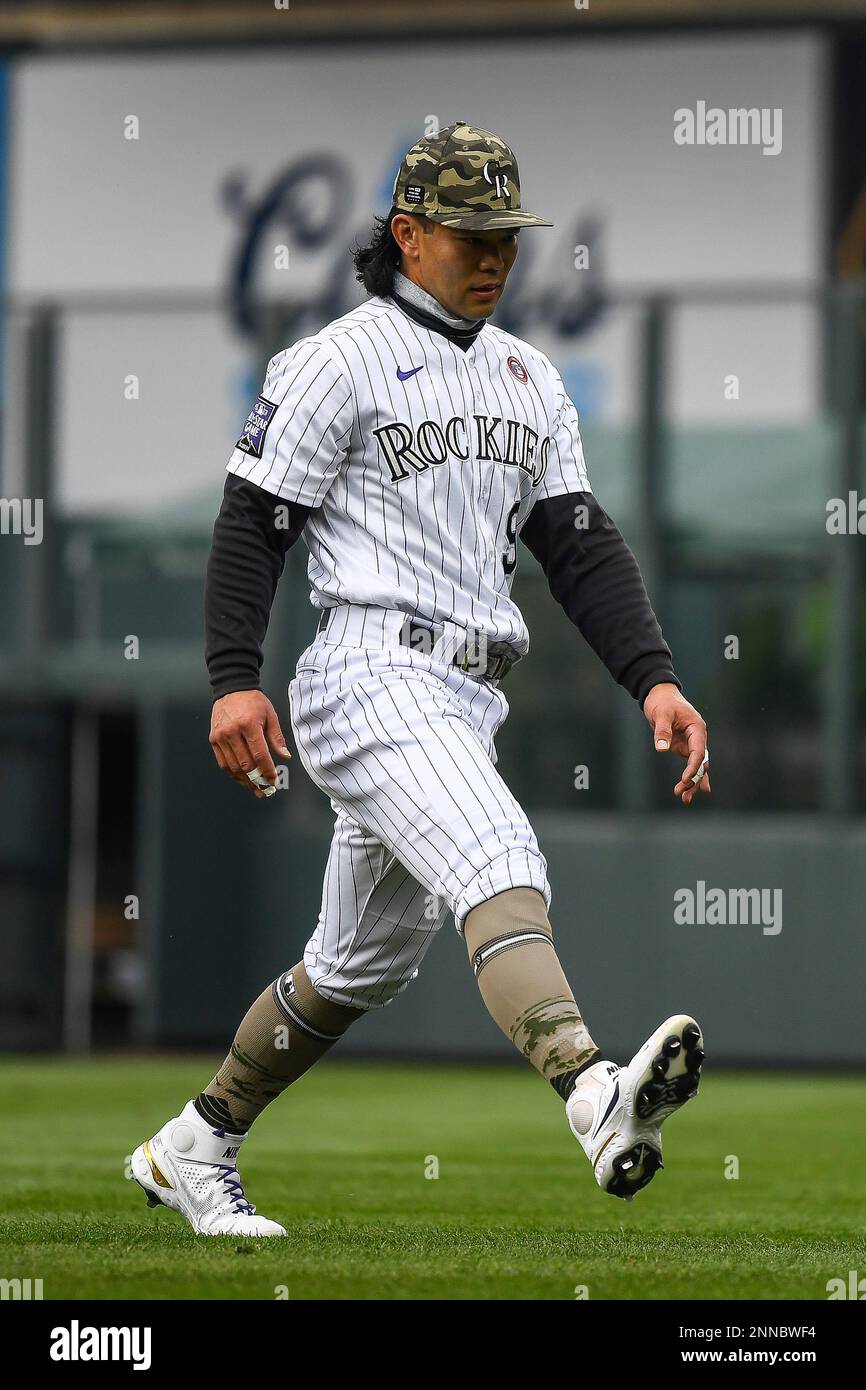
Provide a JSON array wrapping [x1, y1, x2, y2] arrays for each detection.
[[483, 160, 511, 201]]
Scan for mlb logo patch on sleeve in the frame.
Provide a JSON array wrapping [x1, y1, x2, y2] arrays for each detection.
[[236, 396, 277, 458]]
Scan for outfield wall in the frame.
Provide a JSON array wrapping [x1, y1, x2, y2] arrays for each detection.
[[139, 705, 863, 1066]]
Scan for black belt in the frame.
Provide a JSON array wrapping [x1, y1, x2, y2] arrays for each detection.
[[316, 609, 515, 682]]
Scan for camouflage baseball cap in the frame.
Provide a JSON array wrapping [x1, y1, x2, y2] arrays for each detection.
[[392, 121, 553, 231]]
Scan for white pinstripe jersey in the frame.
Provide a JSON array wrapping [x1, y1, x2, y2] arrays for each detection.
[[226, 294, 592, 661]]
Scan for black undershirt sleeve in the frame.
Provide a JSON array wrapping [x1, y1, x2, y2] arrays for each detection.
[[205, 473, 312, 700], [519, 491, 680, 708]]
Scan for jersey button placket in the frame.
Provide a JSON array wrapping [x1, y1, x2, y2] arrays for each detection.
[[466, 347, 481, 408], [459, 352, 479, 488], [459, 351, 487, 558]]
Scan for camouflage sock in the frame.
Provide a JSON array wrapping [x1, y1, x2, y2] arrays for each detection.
[[463, 888, 599, 1097], [194, 963, 363, 1132]]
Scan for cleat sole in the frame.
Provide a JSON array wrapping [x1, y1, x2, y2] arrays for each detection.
[[634, 1016, 704, 1122], [605, 1140, 663, 1199]]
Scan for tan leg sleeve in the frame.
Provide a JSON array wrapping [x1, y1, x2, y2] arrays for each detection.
[[464, 888, 598, 1093], [196, 963, 363, 1132]]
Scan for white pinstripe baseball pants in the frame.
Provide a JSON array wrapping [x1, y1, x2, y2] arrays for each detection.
[[288, 605, 551, 1010]]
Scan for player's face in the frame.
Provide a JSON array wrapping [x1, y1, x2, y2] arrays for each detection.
[[400, 219, 519, 319]]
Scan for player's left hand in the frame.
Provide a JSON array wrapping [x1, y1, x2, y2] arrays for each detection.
[[643, 682, 711, 806]]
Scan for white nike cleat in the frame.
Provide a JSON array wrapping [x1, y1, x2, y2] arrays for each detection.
[[566, 1015, 704, 1201], [129, 1100, 286, 1237]]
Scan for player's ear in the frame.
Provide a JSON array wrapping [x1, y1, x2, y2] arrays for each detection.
[[390, 212, 417, 257]]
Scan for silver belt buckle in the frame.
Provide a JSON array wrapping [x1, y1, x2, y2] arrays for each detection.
[[457, 626, 485, 675], [456, 628, 511, 681]]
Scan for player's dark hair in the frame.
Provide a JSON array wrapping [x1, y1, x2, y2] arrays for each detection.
[[352, 206, 432, 297]]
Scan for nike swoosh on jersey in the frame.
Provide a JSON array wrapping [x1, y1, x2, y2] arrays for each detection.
[[396, 366, 423, 380]]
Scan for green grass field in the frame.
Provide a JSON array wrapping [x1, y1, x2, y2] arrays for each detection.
[[0, 1056, 863, 1301]]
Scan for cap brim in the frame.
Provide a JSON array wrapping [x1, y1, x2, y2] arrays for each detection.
[[433, 209, 554, 230]]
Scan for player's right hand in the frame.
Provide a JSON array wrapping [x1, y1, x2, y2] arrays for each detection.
[[208, 690, 291, 798]]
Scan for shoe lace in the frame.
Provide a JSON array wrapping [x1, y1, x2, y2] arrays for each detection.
[[216, 1165, 256, 1216]]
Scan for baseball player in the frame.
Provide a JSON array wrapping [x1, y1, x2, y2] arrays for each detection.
[[130, 123, 711, 1237]]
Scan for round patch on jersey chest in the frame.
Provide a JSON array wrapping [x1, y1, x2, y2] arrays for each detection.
[[507, 355, 528, 383]]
